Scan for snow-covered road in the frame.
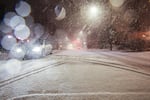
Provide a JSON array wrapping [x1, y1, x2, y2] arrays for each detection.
[[88, 49, 150, 73], [0, 50, 150, 100]]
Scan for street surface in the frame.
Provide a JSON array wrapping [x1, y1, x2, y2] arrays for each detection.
[[0, 50, 150, 100]]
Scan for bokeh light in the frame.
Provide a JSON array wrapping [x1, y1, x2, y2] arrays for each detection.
[[55, 5, 66, 21], [15, 1, 31, 17], [0, 0, 54, 60], [3, 12, 16, 27], [81, 4, 103, 22], [9, 43, 26, 59], [0, 22, 13, 34], [9, 15, 25, 29], [1, 35, 17, 50], [14, 24, 30, 40], [89, 5, 99, 18], [110, 0, 125, 7], [27, 44, 43, 59]]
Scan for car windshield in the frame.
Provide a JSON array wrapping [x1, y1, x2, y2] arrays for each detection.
[[0, 0, 150, 100]]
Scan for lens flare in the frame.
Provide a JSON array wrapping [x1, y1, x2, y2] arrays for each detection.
[[9, 44, 26, 60], [32, 46, 42, 52], [55, 5, 66, 21], [0, 22, 13, 34], [89, 6, 99, 16], [3, 12, 16, 27], [27, 45, 43, 59], [1, 35, 17, 50], [110, 0, 125, 7], [15, 1, 31, 17], [14, 25, 30, 40], [9, 15, 25, 29]]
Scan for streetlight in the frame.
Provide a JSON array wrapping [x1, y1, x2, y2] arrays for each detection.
[[81, 4, 103, 23], [86, 5, 101, 20], [80, 4, 102, 29], [89, 5, 99, 18], [80, 4, 103, 49]]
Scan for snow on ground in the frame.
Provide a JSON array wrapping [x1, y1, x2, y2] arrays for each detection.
[[1, 60, 150, 100], [53, 49, 150, 73], [0, 49, 150, 100], [0, 57, 57, 82], [53, 49, 150, 66], [88, 49, 150, 73], [52, 50, 126, 65], [89, 49, 150, 64], [53, 50, 99, 56], [0, 49, 150, 82]]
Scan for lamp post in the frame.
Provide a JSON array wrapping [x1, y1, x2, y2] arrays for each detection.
[[80, 4, 102, 49]]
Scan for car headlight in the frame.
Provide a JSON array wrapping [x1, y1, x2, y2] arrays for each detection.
[[32, 46, 42, 53]]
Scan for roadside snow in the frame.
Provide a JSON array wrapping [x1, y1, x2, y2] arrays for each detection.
[[88, 49, 150, 73], [0, 58, 57, 82]]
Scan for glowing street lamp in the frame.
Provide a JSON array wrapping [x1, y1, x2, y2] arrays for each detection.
[[89, 6, 99, 17], [87, 5, 101, 20], [81, 4, 102, 22]]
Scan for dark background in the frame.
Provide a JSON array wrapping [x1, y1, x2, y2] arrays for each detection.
[[0, 0, 150, 49]]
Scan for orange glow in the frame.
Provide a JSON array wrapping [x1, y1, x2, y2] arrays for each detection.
[[129, 31, 150, 40]]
